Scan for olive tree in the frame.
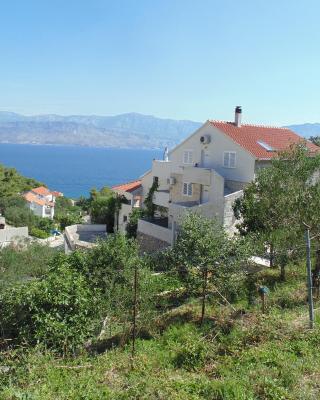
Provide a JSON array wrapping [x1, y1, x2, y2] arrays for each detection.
[[171, 213, 253, 323]]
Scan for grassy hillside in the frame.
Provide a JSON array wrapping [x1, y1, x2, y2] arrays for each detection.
[[1, 262, 319, 400]]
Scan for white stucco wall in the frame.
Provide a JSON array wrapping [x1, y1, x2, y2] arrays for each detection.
[[141, 170, 154, 203], [169, 122, 256, 183]]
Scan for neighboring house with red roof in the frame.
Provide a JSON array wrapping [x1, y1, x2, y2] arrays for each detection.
[[112, 180, 142, 232], [136, 107, 320, 251], [23, 186, 63, 219]]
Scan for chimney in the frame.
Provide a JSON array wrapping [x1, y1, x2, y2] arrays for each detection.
[[234, 106, 242, 127]]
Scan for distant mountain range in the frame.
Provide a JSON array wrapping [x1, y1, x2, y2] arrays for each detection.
[[0, 111, 318, 149]]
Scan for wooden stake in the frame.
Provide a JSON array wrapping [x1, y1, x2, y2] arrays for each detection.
[[200, 267, 208, 325], [305, 228, 314, 329], [132, 263, 138, 362]]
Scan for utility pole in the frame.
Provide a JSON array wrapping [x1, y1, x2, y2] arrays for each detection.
[[305, 228, 314, 329]]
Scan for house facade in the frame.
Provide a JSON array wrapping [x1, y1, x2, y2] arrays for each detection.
[[23, 186, 63, 219], [112, 180, 142, 233], [134, 107, 319, 251]]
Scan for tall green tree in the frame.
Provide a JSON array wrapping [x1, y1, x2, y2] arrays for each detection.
[[234, 144, 320, 280]]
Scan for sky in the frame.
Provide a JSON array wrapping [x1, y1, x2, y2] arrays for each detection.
[[0, 0, 319, 125]]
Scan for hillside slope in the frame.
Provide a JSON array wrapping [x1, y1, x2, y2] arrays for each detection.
[[1, 262, 319, 399]]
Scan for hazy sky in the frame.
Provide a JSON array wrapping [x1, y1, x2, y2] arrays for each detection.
[[0, 0, 319, 125]]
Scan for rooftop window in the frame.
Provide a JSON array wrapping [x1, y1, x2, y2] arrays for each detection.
[[257, 140, 275, 152]]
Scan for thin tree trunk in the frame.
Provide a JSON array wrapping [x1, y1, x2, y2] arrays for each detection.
[[280, 263, 286, 281], [270, 243, 275, 268], [200, 267, 208, 325], [131, 264, 138, 364], [312, 249, 320, 297]]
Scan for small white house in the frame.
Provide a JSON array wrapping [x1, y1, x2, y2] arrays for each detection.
[[23, 186, 63, 219]]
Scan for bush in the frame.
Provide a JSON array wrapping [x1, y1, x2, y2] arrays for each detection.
[[30, 227, 50, 239], [0, 264, 99, 354], [0, 243, 55, 292], [4, 206, 36, 229]]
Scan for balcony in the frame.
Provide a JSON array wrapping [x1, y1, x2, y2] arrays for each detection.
[[153, 190, 169, 207], [152, 160, 172, 178], [181, 166, 211, 186], [137, 217, 172, 244]]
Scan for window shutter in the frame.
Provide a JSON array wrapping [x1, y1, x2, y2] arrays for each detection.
[[183, 183, 188, 195], [188, 183, 192, 196], [224, 152, 229, 167], [183, 150, 193, 164], [230, 152, 236, 168]]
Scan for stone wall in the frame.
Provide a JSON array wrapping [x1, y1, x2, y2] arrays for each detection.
[[0, 226, 28, 245], [170, 173, 201, 203], [225, 180, 247, 192], [137, 232, 170, 254], [223, 190, 243, 234]]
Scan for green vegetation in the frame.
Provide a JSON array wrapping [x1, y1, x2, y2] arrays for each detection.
[[0, 163, 83, 237], [54, 196, 82, 229], [0, 256, 319, 399], [83, 187, 123, 233], [234, 144, 320, 280], [0, 243, 56, 292], [1, 145, 320, 399]]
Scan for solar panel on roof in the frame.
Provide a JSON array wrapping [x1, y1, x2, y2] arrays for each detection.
[[257, 140, 275, 152]]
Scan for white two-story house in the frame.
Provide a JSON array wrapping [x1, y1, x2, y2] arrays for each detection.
[[23, 186, 63, 219], [135, 107, 319, 251]]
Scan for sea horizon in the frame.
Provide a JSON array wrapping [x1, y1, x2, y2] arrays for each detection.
[[0, 143, 162, 198]]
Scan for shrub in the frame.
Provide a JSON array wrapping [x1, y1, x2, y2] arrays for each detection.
[[30, 227, 50, 239], [0, 264, 99, 354]]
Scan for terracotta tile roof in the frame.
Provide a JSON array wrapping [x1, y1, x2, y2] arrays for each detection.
[[209, 121, 320, 159], [31, 186, 51, 196], [24, 192, 54, 207], [112, 180, 142, 193], [51, 191, 63, 197]]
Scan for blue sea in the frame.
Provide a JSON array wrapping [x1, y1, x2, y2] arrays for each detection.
[[0, 144, 162, 198]]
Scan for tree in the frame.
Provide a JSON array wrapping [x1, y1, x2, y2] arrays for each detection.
[[144, 180, 159, 219], [126, 208, 144, 238], [234, 144, 320, 280], [171, 214, 252, 322], [54, 196, 82, 230]]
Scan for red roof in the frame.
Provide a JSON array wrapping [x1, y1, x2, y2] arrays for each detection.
[[51, 191, 63, 197], [112, 180, 142, 193], [24, 192, 54, 207], [209, 121, 320, 159], [31, 186, 51, 196]]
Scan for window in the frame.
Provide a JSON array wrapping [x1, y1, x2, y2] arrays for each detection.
[[257, 140, 275, 152], [183, 150, 193, 164], [182, 182, 193, 196], [123, 215, 128, 222], [223, 151, 236, 168], [153, 176, 159, 184]]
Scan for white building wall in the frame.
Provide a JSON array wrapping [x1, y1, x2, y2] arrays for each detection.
[[169, 122, 256, 183]]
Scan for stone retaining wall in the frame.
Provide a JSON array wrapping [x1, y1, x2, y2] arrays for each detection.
[[137, 232, 170, 254]]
